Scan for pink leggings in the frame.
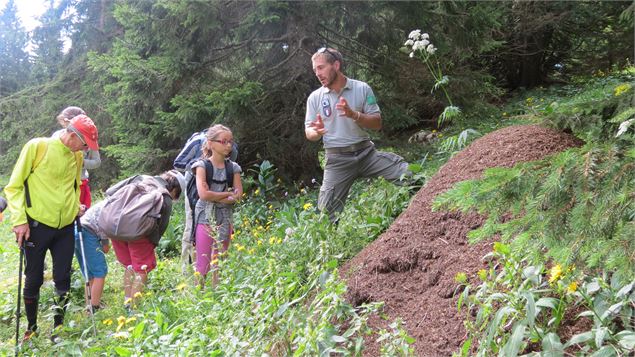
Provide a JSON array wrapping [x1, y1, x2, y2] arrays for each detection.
[[195, 224, 231, 276]]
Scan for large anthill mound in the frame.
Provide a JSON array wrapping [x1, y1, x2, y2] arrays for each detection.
[[341, 125, 582, 356]]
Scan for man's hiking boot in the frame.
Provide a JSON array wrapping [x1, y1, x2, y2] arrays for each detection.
[[22, 329, 36, 344], [50, 326, 63, 344]]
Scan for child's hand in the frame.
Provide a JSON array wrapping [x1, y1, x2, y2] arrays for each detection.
[[102, 244, 110, 254]]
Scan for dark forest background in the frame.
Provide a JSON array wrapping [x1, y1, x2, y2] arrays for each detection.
[[0, 0, 632, 189]]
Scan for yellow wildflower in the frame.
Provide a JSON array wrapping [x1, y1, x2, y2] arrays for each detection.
[[102, 318, 113, 326], [303, 203, 313, 211], [548, 264, 563, 283], [194, 271, 201, 277], [176, 283, 187, 291], [614, 83, 631, 97], [254, 189, 260, 196], [477, 269, 487, 281], [125, 317, 136, 324], [116, 316, 126, 331], [211, 259, 219, 266], [502, 112, 508, 116], [236, 244, 245, 252], [276, 238, 282, 244], [248, 248, 255, 254], [269, 237, 276, 244], [257, 240, 263, 246], [133, 292, 143, 298], [566, 281, 578, 293]]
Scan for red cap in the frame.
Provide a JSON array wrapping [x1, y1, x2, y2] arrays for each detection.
[[69, 115, 99, 150]]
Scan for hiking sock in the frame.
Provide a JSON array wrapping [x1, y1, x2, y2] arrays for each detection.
[[24, 296, 39, 332], [53, 293, 69, 327]]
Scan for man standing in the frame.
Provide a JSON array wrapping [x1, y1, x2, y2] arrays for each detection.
[[305, 47, 409, 222], [5, 114, 99, 342]]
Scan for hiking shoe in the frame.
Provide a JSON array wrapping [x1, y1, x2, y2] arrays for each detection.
[[50, 326, 63, 344], [22, 329, 37, 343]]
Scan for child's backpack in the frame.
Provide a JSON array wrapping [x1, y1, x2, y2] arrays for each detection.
[[186, 159, 234, 243], [99, 176, 169, 241], [186, 159, 234, 212]]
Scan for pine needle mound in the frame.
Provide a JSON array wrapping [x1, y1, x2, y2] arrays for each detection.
[[341, 124, 582, 356]]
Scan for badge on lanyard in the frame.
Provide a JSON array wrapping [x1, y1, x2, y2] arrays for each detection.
[[321, 98, 331, 118]]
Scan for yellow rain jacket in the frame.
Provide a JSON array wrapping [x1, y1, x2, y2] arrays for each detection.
[[5, 137, 83, 228]]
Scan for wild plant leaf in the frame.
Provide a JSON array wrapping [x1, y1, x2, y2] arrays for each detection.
[[500, 322, 526, 357], [274, 302, 289, 318], [522, 291, 536, 328], [595, 326, 608, 348], [577, 310, 595, 318], [541, 332, 564, 357], [615, 330, 635, 349], [600, 302, 623, 320], [485, 306, 516, 349], [114, 346, 132, 357], [460, 337, 472, 357], [615, 281, 634, 298], [536, 297, 559, 310], [587, 280, 601, 295], [564, 331, 593, 348], [331, 335, 346, 343], [590, 345, 617, 357]]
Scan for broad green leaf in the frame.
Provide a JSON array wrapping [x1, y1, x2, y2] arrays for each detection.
[[536, 297, 559, 310], [587, 281, 601, 294], [615, 330, 635, 349], [615, 281, 634, 298], [485, 306, 516, 349], [600, 302, 623, 320], [595, 326, 608, 347], [541, 333, 564, 357], [460, 337, 472, 357], [522, 292, 536, 328], [590, 345, 617, 357], [115, 347, 132, 357], [274, 302, 289, 318], [564, 331, 593, 347], [501, 322, 526, 357], [331, 335, 346, 343]]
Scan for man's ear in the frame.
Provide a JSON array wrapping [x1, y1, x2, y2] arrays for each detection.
[[334, 60, 341, 71]]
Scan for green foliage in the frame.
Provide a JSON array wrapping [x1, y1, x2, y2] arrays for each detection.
[[456, 243, 635, 356], [0, 0, 30, 96], [434, 72, 635, 279], [1, 157, 419, 355]]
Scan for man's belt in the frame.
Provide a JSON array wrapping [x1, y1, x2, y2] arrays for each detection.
[[324, 141, 373, 155]]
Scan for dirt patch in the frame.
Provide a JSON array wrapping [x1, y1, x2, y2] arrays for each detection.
[[341, 125, 582, 356]]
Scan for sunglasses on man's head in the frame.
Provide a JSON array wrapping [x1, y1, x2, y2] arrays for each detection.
[[317, 47, 339, 62]]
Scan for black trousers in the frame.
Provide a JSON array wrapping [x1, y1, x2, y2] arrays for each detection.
[[23, 219, 75, 299]]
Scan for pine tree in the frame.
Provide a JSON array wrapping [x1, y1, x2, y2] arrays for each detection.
[[0, 0, 30, 96]]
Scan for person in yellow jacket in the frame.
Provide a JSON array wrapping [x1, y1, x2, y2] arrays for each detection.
[[5, 114, 99, 343]]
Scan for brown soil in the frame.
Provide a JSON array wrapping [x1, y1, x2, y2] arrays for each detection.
[[341, 125, 583, 356]]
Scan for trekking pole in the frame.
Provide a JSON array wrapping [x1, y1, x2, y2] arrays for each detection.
[[15, 242, 24, 357], [75, 218, 97, 336]]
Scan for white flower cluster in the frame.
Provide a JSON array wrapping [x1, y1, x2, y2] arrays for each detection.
[[405, 29, 436, 57]]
